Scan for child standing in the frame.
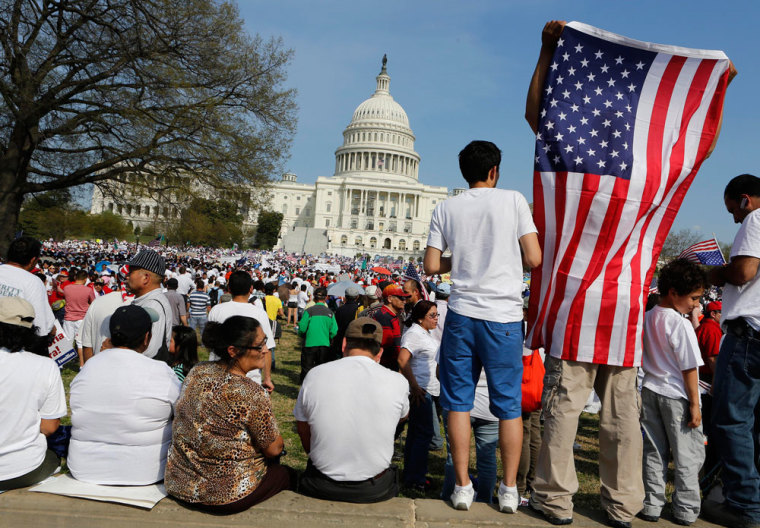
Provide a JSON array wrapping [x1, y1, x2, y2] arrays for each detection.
[[639, 258, 707, 525]]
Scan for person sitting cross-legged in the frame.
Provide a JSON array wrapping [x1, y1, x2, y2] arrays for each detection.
[[294, 317, 410, 503]]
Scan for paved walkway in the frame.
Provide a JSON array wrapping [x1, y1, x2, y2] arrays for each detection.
[[0, 489, 725, 528]]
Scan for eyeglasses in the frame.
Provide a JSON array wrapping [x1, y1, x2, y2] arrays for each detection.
[[235, 342, 266, 352], [427, 313, 439, 319]]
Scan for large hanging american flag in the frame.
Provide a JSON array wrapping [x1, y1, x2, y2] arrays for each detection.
[[527, 22, 730, 367]]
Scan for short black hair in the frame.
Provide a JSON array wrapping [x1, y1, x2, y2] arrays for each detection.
[[166, 278, 179, 290], [7, 236, 41, 266], [111, 329, 151, 350], [314, 287, 327, 300], [345, 336, 381, 356], [264, 282, 276, 295], [458, 140, 501, 185], [228, 270, 253, 296], [657, 258, 708, 297], [725, 173, 760, 201]]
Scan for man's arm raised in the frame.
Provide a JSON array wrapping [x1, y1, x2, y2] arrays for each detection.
[[525, 20, 566, 134]]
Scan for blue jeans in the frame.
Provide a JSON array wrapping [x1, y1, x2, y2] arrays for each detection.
[[403, 392, 435, 486], [440, 409, 499, 503], [188, 314, 207, 336], [711, 331, 760, 521]]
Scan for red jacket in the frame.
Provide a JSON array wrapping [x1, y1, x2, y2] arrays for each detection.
[[695, 317, 722, 375]]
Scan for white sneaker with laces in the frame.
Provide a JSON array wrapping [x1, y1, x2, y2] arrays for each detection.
[[450, 484, 475, 511], [498, 484, 519, 513]]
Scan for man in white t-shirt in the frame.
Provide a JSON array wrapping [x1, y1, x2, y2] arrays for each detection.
[[208, 270, 274, 391], [80, 290, 128, 362], [704, 174, 760, 527], [0, 236, 55, 336], [68, 304, 181, 485], [294, 317, 409, 503], [424, 140, 541, 512]]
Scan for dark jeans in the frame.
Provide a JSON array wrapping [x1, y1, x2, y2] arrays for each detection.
[[300, 346, 332, 383], [403, 392, 435, 486], [299, 460, 399, 503], [712, 330, 760, 521], [181, 463, 294, 514], [0, 449, 60, 490]]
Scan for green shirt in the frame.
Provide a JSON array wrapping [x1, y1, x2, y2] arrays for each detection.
[[298, 302, 338, 348]]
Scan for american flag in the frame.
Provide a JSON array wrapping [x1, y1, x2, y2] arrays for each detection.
[[404, 263, 429, 300], [527, 22, 730, 367], [677, 237, 726, 266]]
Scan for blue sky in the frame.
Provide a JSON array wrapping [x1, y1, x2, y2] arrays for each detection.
[[238, 0, 757, 246]]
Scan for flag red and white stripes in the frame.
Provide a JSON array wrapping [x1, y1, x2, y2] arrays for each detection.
[[527, 22, 730, 367], [677, 237, 726, 265]]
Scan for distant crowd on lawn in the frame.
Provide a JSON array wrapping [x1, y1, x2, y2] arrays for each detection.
[[0, 145, 758, 528]]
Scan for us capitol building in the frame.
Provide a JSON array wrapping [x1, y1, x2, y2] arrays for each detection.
[[91, 57, 454, 258]]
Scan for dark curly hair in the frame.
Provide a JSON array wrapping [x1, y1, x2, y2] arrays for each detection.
[[0, 321, 45, 354], [171, 325, 199, 378], [657, 258, 708, 297]]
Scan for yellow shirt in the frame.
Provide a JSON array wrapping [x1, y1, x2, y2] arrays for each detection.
[[264, 295, 282, 321]]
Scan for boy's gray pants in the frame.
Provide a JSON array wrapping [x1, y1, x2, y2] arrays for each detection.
[[640, 387, 705, 523]]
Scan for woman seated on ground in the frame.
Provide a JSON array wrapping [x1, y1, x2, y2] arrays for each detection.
[[397, 300, 440, 491], [0, 297, 67, 490], [165, 316, 293, 513]]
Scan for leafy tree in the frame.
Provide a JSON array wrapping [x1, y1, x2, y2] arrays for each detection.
[[660, 228, 703, 260], [19, 189, 129, 240], [89, 212, 131, 240], [172, 198, 243, 247], [0, 0, 296, 253], [255, 211, 283, 250]]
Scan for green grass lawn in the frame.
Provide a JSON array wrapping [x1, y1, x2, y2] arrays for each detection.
[[58, 321, 607, 505]]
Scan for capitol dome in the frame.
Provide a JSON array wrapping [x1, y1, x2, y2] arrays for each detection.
[[334, 56, 420, 181]]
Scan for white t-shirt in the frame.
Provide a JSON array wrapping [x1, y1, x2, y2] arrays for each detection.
[[0, 350, 67, 480], [68, 348, 181, 485], [0, 265, 56, 335], [132, 289, 173, 360], [400, 323, 440, 397], [426, 188, 537, 323], [642, 305, 703, 400], [79, 292, 127, 355], [207, 300, 274, 385], [293, 355, 409, 481], [176, 273, 194, 296], [723, 208, 760, 331], [297, 291, 309, 309]]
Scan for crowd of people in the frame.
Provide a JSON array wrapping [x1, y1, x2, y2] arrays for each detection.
[[0, 143, 757, 528]]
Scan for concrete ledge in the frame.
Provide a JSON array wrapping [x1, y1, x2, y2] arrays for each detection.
[[0, 489, 725, 528]]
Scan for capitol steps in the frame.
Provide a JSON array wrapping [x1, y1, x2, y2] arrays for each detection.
[[280, 226, 329, 255]]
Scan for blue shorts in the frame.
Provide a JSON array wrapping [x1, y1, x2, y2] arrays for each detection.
[[439, 309, 523, 420]]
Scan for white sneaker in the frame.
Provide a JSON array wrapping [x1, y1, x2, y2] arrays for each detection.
[[498, 484, 520, 513], [450, 484, 475, 511]]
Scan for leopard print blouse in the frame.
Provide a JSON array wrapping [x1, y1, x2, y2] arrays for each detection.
[[164, 362, 280, 505]]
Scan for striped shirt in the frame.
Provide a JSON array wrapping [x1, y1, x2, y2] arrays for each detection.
[[188, 291, 210, 316]]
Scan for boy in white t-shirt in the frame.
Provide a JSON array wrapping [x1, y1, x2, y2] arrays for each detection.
[[423, 140, 541, 512], [640, 258, 707, 525]]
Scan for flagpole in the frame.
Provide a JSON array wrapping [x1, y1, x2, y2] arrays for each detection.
[[712, 232, 727, 265]]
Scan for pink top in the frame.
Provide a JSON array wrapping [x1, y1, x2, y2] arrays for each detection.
[[63, 284, 95, 321]]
